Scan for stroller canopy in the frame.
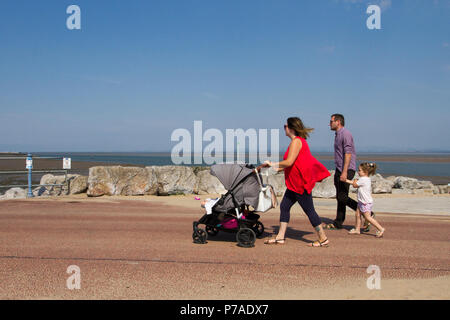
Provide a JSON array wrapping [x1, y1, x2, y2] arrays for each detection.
[[210, 164, 261, 212]]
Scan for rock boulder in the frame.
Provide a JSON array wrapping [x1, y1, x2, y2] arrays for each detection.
[[37, 174, 82, 196], [70, 175, 88, 194], [371, 174, 394, 194], [0, 187, 27, 200], [264, 173, 286, 197], [149, 165, 197, 195], [194, 169, 226, 195], [88, 166, 155, 196], [393, 176, 434, 190], [312, 171, 336, 198]]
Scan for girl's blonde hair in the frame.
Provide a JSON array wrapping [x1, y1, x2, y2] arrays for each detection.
[[359, 162, 377, 176]]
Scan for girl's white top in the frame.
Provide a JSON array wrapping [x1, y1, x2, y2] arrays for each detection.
[[356, 176, 373, 204]]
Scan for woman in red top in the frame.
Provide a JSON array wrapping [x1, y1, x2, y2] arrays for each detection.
[[262, 117, 330, 247]]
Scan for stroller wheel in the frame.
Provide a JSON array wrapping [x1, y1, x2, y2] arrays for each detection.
[[236, 228, 256, 248], [206, 226, 219, 237], [252, 221, 265, 238], [193, 228, 208, 244]]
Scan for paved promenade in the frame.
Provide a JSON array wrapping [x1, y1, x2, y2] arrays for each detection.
[[0, 195, 449, 299]]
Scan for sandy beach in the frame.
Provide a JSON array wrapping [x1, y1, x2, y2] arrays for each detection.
[[0, 153, 144, 190], [0, 193, 449, 300], [0, 152, 143, 172]]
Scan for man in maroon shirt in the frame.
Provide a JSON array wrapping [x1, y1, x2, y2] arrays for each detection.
[[325, 114, 373, 230]]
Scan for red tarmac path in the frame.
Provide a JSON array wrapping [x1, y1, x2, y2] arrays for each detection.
[[0, 196, 449, 299]]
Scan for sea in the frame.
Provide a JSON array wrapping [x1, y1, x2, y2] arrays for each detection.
[[33, 152, 450, 184]]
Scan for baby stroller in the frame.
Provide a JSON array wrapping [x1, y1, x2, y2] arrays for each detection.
[[192, 163, 277, 248]]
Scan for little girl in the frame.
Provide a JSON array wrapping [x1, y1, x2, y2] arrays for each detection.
[[346, 162, 385, 238]]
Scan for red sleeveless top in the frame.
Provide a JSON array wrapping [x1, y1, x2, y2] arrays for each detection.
[[284, 137, 331, 195]]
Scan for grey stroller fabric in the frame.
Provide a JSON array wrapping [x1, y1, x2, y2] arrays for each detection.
[[210, 164, 262, 213]]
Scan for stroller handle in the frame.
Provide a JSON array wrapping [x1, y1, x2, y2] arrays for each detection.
[[255, 163, 269, 172]]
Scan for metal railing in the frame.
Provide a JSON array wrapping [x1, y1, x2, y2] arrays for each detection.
[[0, 153, 71, 198]]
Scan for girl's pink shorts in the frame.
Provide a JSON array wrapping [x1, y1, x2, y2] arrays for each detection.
[[358, 201, 373, 213]]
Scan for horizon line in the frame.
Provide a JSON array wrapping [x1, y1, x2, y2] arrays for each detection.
[[13, 150, 450, 154]]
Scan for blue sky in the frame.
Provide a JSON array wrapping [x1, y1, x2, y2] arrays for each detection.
[[0, 0, 449, 152]]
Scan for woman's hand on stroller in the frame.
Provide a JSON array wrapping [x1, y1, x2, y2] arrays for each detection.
[[256, 162, 270, 172], [264, 160, 274, 167]]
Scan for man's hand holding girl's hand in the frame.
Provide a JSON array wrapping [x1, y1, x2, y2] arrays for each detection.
[[345, 179, 359, 188]]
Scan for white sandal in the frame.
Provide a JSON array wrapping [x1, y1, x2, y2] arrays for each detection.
[[375, 229, 385, 238]]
